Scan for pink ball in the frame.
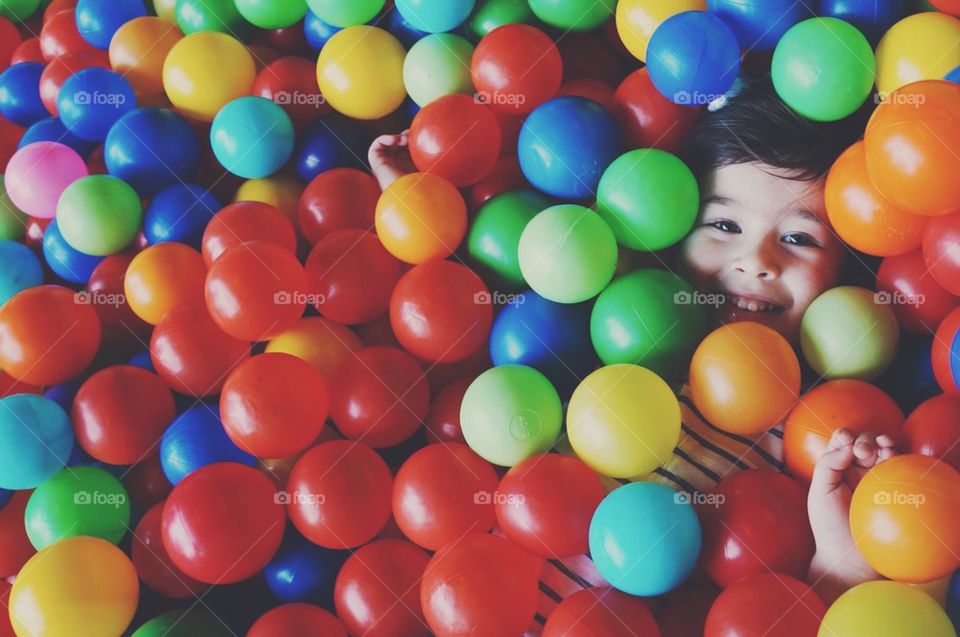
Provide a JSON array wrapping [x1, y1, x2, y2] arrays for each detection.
[[5, 142, 89, 219]]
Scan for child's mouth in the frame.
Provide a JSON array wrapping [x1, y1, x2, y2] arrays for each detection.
[[723, 293, 786, 314]]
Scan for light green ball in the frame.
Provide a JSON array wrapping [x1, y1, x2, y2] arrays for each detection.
[[0, 177, 28, 241], [467, 190, 549, 289], [56, 175, 143, 256], [306, 0, 386, 27], [0, 0, 41, 21], [403, 34, 475, 107], [528, 0, 614, 31], [466, 0, 534, 39]]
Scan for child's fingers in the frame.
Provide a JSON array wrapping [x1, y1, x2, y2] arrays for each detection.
[[853, 432, 879, 468], [877, 446, 897, 461], [875, 434, 897, 449], [827, 428, 855, 452], [809, 444, 855, 496]]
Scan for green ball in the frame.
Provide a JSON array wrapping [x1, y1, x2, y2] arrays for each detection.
[[468, 190, 550, 289], [800, 286, 900, 381], [467, 0, 534, 39], [175, 0, 250, 34], [460, 364, 562, 467], [234, 0, 307, 28], [772, 17, 876, 122], [306, 0, 386, 27], [57, 175, 143, 256], [0, 0, 40, 21], [527, 0, 614, 31], [0, 177, 27, 241], [518, 204, 618, 304], [132, 611, 233, 637], [596, 149, 699, 252], [403, 34, 475, 107], [24, 466, 131, 550], [591, 269, 708, 379]]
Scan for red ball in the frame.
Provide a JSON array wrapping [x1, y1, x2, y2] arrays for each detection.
[[656, 586, 718, 637], [43, 0, 77, 22], [72, 365, 176, 465], [468, 156, 530, 210], [0, 17, 22, 73], [557, 78, 616, 112], [496, 454, 605, 558], [390, 260, 493, 364], [0, 285, 101, 386], [421, 532, 541, 637], [876, 249, 959, 333], [0, 580, 13, 637], [0, 118, 22, 171], [252, 56, 332, 128], [0, 371, 41, 398], [131, 502, 206, 598], [10, 38, 43, 65], [329, 347, 430, 448], [201, 201, 297, 267], [933, 306, 960, 393], [392, 443, 498, 551], [220, 353, 328, 459], [0, 491, 35, 577], [704, 573, 826, 637], [543, 587, 660, 637], [409, 94, 501, 187], [904, 393, 960, 472], [471, 24, 563, 115], [424, 379, 469, 444], [923, 211, 960, 296], [334, 539, 431, 637], [122, 452, 172, 513], [205, 240, 307, 342], [248, 604, 347, 637], [39, 9, 97, 60], [612, 68, 700, 153], [287, 440, 392, 549], [162, 462, 285, 584], [305, 229, 402, 325], [87, 253, 151, 339], [298, 168, 380, 245], [698, 470, 814, 588], [39, 50, 110, 115], [493, 111, 524, 157]]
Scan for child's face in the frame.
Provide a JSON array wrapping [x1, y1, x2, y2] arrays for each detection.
[[677, 162, 846, 344]]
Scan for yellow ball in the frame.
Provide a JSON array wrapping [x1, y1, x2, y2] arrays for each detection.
[[615, 0, 706, 62], [266, 317, 361, 384], [567, 364, 680, 478], [162, 31, 256, 121], [10, 536, 139, 637], [234, 175, 303, 221], [316, 26, 407, 120], [876, 12, 960, 96], [151, 0, 177, 22], [819, 581, 954, 637]]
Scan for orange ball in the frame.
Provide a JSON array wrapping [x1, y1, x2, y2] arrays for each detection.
[[375, 173, 467, 264], [265, 317, 361, 385], [825, 141, 927, 257], [109, 17, 183, 99], [689, 322, 800, 435], [784, 380, 904, 482], [124, 242, 207, 325], [864, 80, 960, 217], [851, 454, 960, 583]]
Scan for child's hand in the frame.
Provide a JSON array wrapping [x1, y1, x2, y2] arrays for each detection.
[[369, 130, 416, 191], [806, 428, 897, 603]]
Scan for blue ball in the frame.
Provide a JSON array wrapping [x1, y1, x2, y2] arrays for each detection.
[[518, 96, 623, 199], [294, 115, 368, 182], [75, 0, 147, 49], [0, 489, 11, 509], [489, 290, 595, 396], [0, 240, 43, 305], [42, 219, 104, 285], [819, 0, 903, 43], [878, 332, 937, 413], [105, 107, 199, 196], [144, 184, 221, 247], [58, 68, 137, 141], [304, 10, 342, 50], [388, 7, 431, 47], [264, 530, 348, 604], [160, 406, 256, 486], [948, 569, 960, 630], [127, 348, 155, 372], [0, 62, 46, 127], [44, 380, 82, 411], [19, 118, 98, 156], [0, 394, 74, 490], [211, 96, 295, 179], [647, 11, 741, 106], [947, 66, 960, 84], [707, 0, 809, 50], [395, 0, 475, 33], [589, 482, 702, 596]]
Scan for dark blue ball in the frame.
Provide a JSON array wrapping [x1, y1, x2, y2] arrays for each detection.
[[304, 10, 342, 50], [19, 118, 98, 156], [43, 379, 82, 411], [0, 62, 47, 127], [42, 219, 104, 285], [75, 0, 147, 50], [818, 0, 903, 43], [707, 0, 810, 51], [0, 488, 11, 509], [294, 115, 368, 183], [58, 68, 136, 142], [264, 530, 348, 604], [160, 406, 256, 486], [127, 348, 155, 372], [144, 183, 221, 247], [105, 107, 199, 196]]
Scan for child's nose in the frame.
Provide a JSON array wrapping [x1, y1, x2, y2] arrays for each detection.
[[731, 245, 780, 280]]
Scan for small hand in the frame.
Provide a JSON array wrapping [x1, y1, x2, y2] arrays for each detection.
[[368, 130, 416, 191]]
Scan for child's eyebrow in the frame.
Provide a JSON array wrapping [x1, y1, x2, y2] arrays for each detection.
[[703, 195, 734, 207], [790, 209, 824, 224]]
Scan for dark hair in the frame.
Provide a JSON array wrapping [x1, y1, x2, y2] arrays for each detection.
[[679, 76, 870, 181]]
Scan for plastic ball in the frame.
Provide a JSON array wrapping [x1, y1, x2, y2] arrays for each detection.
[[596, 148, 699, 251], [395, 0, 474, 33], [294, 115, 368, 183], [205, 240, 308, 341], [265, 530, 345, 604], [211, 96, 295, 179], [143, 184, 220, 247], [705, 573, 826, 637], [202, 201, 295, 266], [249, 604, 348, 637], [0, 239, 42, 304], [305, 0, 385, 27], [851, 454, 960, 582], [18, 117, 98, 156], [375, 173, 467, 264], [104, 107, 198, 196], [0, 285, 101, 386], [615, 0, 707, 62], [409, 94, 500, 187], [590, 482, 702, 596], [160, 406, 255, 486], [316, 26, 406, 120], [924, 212, 960, 295], [235, 0, 307, 29], [460, 365, 562, 467], [0, 177, 27, 241], [904, 393, 960, 472], [800, 286, 900, 380], [56, 175, 142, 256], [162, 31, 256, 121], [25, 465, 130, 549], [235, 173, 305, 221], [421, 532, 541, 637], [39, 9, 97, 60], [253, 56, 332, 129], [529, 0, 614, 30], [174, 0, 249, 35], [109, 16, 182, 99], [39, 51, 110, 117], [9, 536, 139, 637], [265, 317, 361, 384], [304, 9, 343, 48], [876, 12, 960, 96], [125, 242, 206, 325], [0, 394, 72, 490], [131, 610, 232, 637], [706, 0, 808, 50], [0, 0, 39, 21], [5, 140, 88, 218], [819, 0, 904, 43], [518, 205, 618, 304], [131, 502, 205, 599], [0, 62, 46, 126], [877, 249, 959, 333], [298, 167, 379, 245], [647, 11, 740, 106], [933, 306, 960, 393], [0, 490, 34, 578], [821, 581, 955, 637], [424, 379, 469, 444], [403, 33, 474, 107], [75, 0, 146, 49], [287, 440, 392, 549], [612, 68, 700, 152], [542, 586, 660, 637], [468, 190, 548, 288], [471, 24, 563, 115], [57, 68, 136, 141]]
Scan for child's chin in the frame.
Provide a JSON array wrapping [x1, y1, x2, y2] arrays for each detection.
[[712, 304, 796, 342]]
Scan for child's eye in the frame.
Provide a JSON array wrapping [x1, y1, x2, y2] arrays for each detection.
[[782, 233, 821, 248], [707, 219, 741, 233]]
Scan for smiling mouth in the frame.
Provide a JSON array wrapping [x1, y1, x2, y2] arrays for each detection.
[[722, 293, 786, 314]]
